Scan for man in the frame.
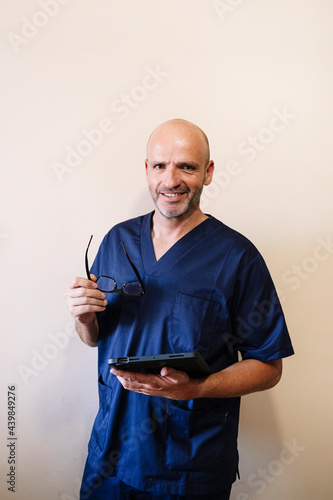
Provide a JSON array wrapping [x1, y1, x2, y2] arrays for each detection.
[[65, 119, 294, 499]]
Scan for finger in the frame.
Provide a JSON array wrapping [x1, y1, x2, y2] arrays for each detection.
[[67, 294, 106, 306], [69, 302, 107, 318], [114, 370, 163, 384], [66, 286, 106, 300], [69, 296, 107, 307], [110, 370, 159, 391], [110, 368, 137, 381], [160, 366, 188, 382], [68, 277, 98, 290], [160, 366, 176, 377], [65, 292, 107, 315]]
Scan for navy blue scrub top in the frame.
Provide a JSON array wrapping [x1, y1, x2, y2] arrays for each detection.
[[86, 212, 294, 496]]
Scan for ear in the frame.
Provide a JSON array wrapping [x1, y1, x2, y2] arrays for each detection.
[[145, 159, 149, 178], [204, 160, 214, 186]]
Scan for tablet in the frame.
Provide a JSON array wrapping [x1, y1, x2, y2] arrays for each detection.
[[108, 352, 211, 378]]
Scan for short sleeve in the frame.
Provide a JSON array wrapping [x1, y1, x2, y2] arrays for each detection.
[[230, 254, 294, 361]]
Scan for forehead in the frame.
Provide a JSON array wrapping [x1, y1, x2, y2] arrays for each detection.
[[147, 126, 207, 163]]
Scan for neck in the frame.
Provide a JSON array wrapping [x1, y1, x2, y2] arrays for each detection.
[[151, 208, 208, 242]]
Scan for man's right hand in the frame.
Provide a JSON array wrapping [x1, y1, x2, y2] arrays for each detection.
[[65, 275, 107, 346]]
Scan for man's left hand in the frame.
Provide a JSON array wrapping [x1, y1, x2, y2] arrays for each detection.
[[110, 366, 204, 400]]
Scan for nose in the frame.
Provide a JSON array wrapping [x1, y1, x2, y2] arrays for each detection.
[[162, 164, 181, 189]]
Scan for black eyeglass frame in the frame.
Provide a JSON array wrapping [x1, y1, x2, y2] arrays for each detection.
[[85, 235, 145, 296]]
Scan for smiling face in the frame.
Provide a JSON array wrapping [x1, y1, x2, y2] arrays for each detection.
[[145, 120, 214, 221]]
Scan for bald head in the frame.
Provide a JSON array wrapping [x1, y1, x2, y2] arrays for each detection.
[[146, 119, 210, 166]]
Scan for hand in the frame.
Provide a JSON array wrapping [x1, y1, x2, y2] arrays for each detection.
[[110, 366, 205, 400], [65, 274, 107, 325]]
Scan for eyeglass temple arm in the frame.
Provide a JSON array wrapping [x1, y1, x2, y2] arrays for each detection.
[[86, 237, 144, 291], [85, 235, 93, 281], [121, 241, 145, 293]]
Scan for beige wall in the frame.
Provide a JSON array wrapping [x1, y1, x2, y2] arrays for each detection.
[[1, 1, 332, 499]]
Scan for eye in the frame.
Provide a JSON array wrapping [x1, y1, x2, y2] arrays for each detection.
[[182, 164, 196, 171], [153, 163, 165, 170]]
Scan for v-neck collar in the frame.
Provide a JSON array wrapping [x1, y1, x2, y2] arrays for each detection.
[[140, 212, 216, 277]]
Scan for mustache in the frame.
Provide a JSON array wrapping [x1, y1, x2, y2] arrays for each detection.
[[157, 187, 189, 194]]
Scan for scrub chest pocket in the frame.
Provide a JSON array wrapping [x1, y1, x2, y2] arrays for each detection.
[[171, 292, 220, 355]]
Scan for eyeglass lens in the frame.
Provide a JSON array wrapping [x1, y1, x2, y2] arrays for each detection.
[[96, 276, 116, 293], [96, 276, 143, 296]]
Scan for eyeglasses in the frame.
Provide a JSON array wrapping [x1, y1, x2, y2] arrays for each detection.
[[85, 235, 145, 296]]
